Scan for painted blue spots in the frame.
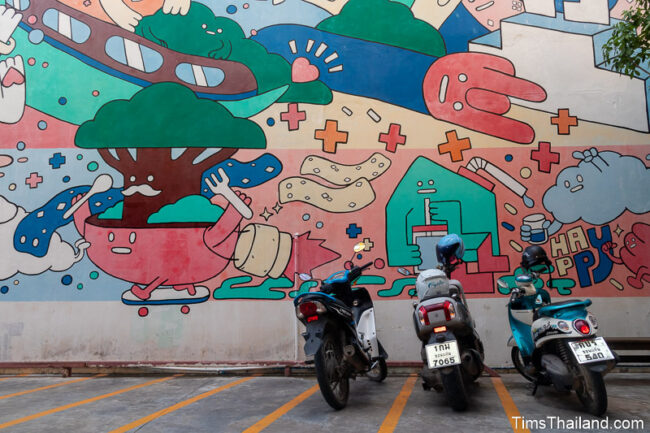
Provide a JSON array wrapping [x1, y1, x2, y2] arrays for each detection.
[[201, 154, 283, 195], [14, 186, 124, 257]]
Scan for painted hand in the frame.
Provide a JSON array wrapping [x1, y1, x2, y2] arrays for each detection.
[[0, 55, 25, 124], [520, 217, 551, 243], [403, 243, 422, 267], [99, 0, 142, 32], [423, 52, 546, 144], [162, 0, 190, 15], [205, 168, 253, 219], [0, 5, 22, 55]]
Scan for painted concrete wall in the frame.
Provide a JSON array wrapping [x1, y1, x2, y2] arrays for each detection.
[[0, 0, 649, 367]]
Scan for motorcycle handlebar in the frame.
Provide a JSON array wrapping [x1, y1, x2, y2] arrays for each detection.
[[348, 262, 373, 282]]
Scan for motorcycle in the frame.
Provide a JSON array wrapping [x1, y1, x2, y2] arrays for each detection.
[[498, 245, 617, 416], [293, 242, 388, 410], [412, 234, 485, 411]]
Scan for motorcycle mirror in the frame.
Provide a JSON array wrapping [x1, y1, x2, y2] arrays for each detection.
[[353, 242, 366, 253], [496, 278, 509, 290]]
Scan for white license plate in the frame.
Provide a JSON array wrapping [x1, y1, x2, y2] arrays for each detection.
[[569, 337, 615, 364], [425, 340, 461, 369]]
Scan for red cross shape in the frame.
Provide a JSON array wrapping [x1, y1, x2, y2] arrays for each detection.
[[379, 123, 406, 153], [438, 130, 471, 162], [531, 141, 560, 173], [25, 172, 43, 189], [280, 103, 306, 131], [315, 120, 348, 153], [551, 108, 578, 134]]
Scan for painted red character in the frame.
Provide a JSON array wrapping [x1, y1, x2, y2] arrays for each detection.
[[72, 171, 252, 300], [601, 223, 650, 289]]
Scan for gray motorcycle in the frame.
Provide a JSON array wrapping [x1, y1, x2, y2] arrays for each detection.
[[412, 234, 485, 411]]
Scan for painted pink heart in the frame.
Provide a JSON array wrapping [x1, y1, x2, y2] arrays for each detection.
[[291, 57, 319, 83], [1, 67, 24, 87]]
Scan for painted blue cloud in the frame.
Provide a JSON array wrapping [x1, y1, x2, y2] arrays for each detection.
[[543, 149, 650, 225]]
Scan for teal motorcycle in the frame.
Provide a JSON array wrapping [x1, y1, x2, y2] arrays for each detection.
[[498, 246, 617, 416]]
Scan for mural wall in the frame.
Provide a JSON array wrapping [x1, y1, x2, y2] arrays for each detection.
[[0, 0, 648, 364]]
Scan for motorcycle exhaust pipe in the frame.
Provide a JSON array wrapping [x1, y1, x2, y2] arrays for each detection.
[[343, 344, 368, 371], [461, 350, 481, 377]]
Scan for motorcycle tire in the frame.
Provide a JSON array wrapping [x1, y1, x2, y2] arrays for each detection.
[[441, 365, 469, 411], [574, 364, 607, 416], [511, 346, 536, 383], [366, 358, 387, 382], [314, 331, 350, 410]]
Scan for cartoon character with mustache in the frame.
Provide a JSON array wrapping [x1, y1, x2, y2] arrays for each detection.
[[71, 170, 253, 301]]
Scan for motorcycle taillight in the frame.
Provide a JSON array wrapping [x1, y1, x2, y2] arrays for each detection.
[[418, 306, 430, 326], [296, 300, 326, 320], [299, 302, 318, 317], [574, 319, 591, 335], [418, 300, 456, 325]]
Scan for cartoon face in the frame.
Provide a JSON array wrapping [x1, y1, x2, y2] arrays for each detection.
[[83, 218, 228, 285], [136, 3, 244, 58], [620, 223, 649, 273], [416, 178, 436, 195], [122, 173, 161, 198], [106, 229, 138, 255], [561, 172, 584, 194]]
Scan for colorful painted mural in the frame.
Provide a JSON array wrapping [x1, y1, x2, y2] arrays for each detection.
[[1, 0, 648, 325]]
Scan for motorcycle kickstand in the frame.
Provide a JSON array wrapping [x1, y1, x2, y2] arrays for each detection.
[[530, 380, 539, 396]]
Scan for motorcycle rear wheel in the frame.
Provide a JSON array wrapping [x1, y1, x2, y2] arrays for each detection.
[[314, 331, 350, 410], [574, 364, 607, 416], [441, 365, 469, 411], [511, 346, 536, 383], [366, 357, 387, 382]]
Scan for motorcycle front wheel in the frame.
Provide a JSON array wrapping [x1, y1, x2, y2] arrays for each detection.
[[366, 357, 387, 382], [574, 364, 607, 416], [314, 331, 350, 410], [511, 346, 536, 383], [441, 365, 469, 411]]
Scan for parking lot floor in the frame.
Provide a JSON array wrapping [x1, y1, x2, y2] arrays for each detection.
[[0, 372, 648, 432]]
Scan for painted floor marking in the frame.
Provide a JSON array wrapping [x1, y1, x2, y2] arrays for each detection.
[[377, 374, 418, 433], [0, 374, 182, 430], [108, 376, 256, 433], [491, 377, 532, 433], [0, 374, 106, 400], [0, 373, 30, 382], [241, 383, 320, 433]]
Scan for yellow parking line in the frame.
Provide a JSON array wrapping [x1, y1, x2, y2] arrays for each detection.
[[0, 374, 182, 430], [108, 376, 255, 433], [0, 373, 30, 382], [491, 377, 531, 433], [0, 374, 106, 400], [377, 374, 417, 433], [242, 384, 319, 433]]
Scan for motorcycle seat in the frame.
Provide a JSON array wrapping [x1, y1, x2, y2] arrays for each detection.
[[535, 299, 592, 319], [295, 292, 350, 310]]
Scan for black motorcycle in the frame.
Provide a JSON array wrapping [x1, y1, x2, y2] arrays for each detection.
[[294, 248, 388, 409]]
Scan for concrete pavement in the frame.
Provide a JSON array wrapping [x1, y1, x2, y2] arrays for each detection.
[[0, 372, 648, 432]]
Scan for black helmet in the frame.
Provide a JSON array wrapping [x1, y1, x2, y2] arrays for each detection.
[[520, 245, 550, 270]]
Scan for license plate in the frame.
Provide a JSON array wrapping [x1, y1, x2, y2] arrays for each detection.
[[425, 340, 461, 369], [569, 337, 615, 364]]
